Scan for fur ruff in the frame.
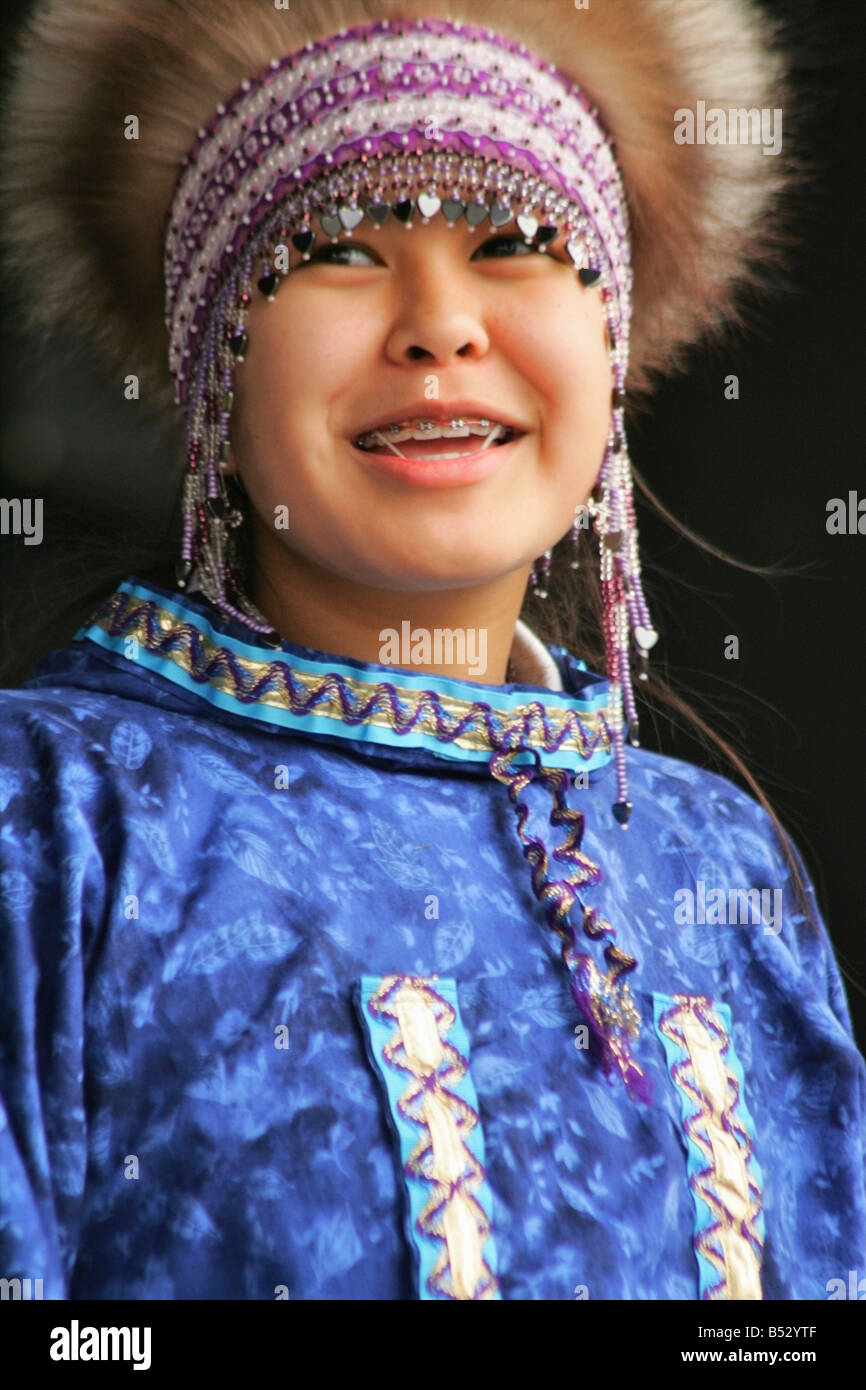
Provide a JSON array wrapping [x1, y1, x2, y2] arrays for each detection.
[[0, 0, 796, 408]]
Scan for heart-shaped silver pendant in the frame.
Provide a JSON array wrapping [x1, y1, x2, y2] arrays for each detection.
[[338, 207, 364, 232], [565, 238, 584, 266], [516, 214, 538, 241], [392, 199, 415, 224], [320, 214, 342, 239], [416, 193, 442, 220], [291, 229, 315, 257], [489, 202, 513, 228], [465, 202, 489, 228], [634, 626, 660, 650], [366, 203, 390, 226], [441, 199, 465, 224], [536, 224, 558, 248]]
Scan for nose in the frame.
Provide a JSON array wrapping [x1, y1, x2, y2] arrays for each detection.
[[384, 260, 490, 365]]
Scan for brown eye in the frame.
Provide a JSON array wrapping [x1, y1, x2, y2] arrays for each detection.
[[302, 232, 554, 268], [307, 242, 378, 266], [472, 234, 543, 259]]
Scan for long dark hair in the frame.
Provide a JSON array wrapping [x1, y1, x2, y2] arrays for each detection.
[[523, 463, 822, 935]]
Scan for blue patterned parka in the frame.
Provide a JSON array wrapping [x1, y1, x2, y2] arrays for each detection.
[[0, 576, 863, 1301]]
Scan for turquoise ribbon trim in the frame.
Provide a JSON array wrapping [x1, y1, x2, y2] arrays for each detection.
[[73, 580, 613, 772], [652, 993, 765, 1300], [356, 975, 500, 1301], [720, 1008, 766, 1243]]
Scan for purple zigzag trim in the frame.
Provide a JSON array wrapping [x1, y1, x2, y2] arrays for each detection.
[[88, 591, 609, 757], [487, 734, 649, 1102], [660, 998, 765, 1298]]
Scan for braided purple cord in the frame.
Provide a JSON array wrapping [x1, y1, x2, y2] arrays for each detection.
[[487, 725, 651, 1102]]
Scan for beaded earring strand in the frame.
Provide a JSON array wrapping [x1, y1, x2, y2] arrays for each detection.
[[529, 416, 660, 819]]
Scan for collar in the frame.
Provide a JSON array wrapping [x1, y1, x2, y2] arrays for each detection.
[[511, 618, 564, 691], [73, 577, 614, 773]]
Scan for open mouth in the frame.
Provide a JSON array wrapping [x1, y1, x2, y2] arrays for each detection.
[[352, 418, 521, 460]]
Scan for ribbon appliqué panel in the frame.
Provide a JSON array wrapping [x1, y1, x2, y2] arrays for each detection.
[[358, 974, 500, 1300], [653, 993, 765, 1300]]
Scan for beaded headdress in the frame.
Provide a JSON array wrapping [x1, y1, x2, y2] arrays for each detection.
[[164, 14, 650, 834], [0, 0, 793, 1097]]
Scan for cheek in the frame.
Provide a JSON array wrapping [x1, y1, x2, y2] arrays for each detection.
[[500, 290, 611, 434], [244, 321, 308, 414], [232, 305, 327, 473]]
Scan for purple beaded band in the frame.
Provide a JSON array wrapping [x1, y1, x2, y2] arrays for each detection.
[[164, 15, 633, 405]]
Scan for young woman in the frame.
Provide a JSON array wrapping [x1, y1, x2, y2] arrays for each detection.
[[0, 0, 863, 1301]]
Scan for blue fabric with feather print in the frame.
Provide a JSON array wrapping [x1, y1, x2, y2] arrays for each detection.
[[0, 576, 863, 1300]]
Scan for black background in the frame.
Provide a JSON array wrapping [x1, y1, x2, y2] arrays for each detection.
[[1, 0, 864, 1049]]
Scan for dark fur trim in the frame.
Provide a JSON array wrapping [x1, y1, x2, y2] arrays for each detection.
[[0, 0, 796, 406]]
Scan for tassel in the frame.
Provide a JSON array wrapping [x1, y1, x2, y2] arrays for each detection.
[[488, 733, 651, 1103]]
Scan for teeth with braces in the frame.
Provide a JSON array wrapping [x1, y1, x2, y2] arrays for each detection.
[[354, 417, 514, 449]]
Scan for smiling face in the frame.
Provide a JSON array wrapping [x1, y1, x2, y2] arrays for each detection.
[[228, 205, 613, 604]]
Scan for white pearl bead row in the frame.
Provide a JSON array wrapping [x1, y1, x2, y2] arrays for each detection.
[[167, 73, 626, 282], [163, 31, 631, 387], [169, 22, 609, 222]]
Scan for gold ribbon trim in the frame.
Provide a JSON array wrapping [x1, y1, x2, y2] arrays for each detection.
[[371, 976, 498, 1300], [660, 995, 764, 1301]]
